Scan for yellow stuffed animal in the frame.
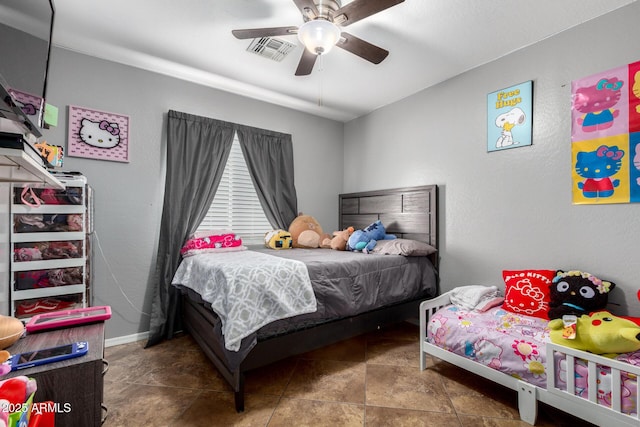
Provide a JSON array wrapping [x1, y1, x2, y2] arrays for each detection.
[[264, 229, 293, 250], [549, 311, 640, 356]]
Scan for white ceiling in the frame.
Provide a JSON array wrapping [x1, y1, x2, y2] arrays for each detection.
[[7, 0, 639, 122]]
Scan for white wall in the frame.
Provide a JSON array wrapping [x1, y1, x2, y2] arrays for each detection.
[[38, 48, 344, 339], [343, 2, 640, 315]]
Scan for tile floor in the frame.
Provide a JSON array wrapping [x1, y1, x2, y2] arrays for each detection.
[[103, 322, 596, 426]]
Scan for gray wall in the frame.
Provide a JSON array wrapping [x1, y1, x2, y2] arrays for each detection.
[[344, 2, 640, 316], [38, 48, 344, 340], [5, 2, 640, 340]]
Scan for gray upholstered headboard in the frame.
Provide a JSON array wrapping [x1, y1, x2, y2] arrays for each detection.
[[339, 185, 438, 258]]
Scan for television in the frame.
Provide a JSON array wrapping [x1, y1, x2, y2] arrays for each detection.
[[0, 0, 55, 138]]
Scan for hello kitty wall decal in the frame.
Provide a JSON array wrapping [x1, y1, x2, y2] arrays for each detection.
[[571, 59, 640, 204], [67, 105, 130, 162]]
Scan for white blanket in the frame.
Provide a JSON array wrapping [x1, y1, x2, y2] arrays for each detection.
[[449, 285, 503, 311], [172, 250, 317, 351]]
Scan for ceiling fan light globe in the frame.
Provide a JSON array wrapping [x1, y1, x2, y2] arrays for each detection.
[[297, 19, 341, 55]]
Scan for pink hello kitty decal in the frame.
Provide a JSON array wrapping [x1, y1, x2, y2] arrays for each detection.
[[67, 105, 129, 162], [573, 77, 623, 133], [79, 118, 121, 149]]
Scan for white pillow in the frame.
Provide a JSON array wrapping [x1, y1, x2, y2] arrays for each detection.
[[371, 239, 437, 256]]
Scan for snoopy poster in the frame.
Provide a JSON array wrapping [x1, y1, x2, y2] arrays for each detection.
[[487, 81, 533, 152]]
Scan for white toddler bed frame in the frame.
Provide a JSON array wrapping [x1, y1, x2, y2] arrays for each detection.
[[419, 292, 640, 426]]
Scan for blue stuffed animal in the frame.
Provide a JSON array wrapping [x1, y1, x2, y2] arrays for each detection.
[[347, 220, 396, 253]]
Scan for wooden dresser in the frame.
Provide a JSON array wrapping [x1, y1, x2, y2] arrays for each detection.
[[5, 322, 106, 427]]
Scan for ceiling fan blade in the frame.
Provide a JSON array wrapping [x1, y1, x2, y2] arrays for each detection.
[[334, 0, 405, 27], [336, 32, 389, 64], [295, 48, 318, 76], [292, 0, 318, 19], [232, 26, 298, 39]]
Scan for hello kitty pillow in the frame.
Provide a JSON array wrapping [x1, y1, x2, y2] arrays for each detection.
[[501, 269, 556, 320]]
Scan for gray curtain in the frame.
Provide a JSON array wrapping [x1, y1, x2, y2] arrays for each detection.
[[237, 125, 298, 229], [147, 110, 235, 346]]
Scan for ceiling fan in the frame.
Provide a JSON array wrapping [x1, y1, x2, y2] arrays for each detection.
[[232, 0, 405, 76]]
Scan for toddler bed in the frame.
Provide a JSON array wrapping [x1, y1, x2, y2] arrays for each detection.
[[420, 291, 640, 426], [174, 185, 439, 412]]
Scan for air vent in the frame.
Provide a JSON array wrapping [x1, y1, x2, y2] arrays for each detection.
[[246, 37, 296, 62]]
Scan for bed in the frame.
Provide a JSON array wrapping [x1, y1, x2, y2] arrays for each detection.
[[174, 184, 439, 412], [419, 292, 640, 426]]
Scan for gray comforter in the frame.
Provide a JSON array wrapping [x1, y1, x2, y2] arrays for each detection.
[[254, 247, 437, 337], [175, 247, 437, 369]]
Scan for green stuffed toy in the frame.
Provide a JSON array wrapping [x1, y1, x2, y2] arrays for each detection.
[[549, 311, 640, 357]]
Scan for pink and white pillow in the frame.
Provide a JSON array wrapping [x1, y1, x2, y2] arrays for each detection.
[[180, 232, 245, 257]]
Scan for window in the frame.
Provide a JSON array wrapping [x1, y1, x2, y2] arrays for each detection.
[[197, 134, 272, 244]]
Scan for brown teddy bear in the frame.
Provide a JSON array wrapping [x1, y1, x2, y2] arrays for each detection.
[[288, 214, 330, 248], [321, 227, 355, 250]]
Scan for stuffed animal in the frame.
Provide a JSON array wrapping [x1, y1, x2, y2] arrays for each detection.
[[264, 229, 293, 250], [347, 220, 396, 253], [0, 375, 38, 427], [321, 227, 355, 250], [288, 214, 329, 248], [548, 270, 615, 320], [549, 311, 640, 356]]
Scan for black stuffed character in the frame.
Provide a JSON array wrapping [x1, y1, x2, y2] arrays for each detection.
[[548, 270, 615, 320]]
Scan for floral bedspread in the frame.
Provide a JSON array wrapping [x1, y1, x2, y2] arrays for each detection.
[[427, 305, 640, 414], [428, 305, 550, 387]]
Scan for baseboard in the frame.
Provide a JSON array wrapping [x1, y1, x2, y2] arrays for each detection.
[[105, 331, 149, 347]]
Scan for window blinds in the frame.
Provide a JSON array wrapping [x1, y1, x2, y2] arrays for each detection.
[[197, 135, 272, 244]]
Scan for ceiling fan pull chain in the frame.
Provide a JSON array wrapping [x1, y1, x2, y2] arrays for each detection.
[[318, 55, 325, 106]]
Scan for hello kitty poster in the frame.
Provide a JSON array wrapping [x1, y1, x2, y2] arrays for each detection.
[[571, 59, 640, 204], [67, 105, 129, 162]]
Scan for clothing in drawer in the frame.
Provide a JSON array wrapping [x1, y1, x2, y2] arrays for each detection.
[[14, 267, 84, 290], [14, 213, 83, 233], [14, 185, 83, 206], [14, 240, 83, 262]]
